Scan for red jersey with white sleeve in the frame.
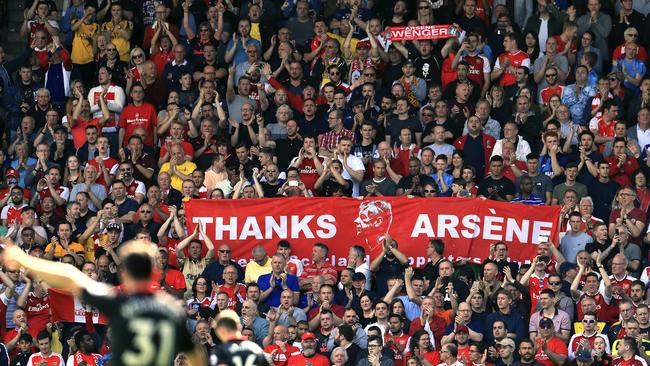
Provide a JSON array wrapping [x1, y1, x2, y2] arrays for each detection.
[[264, 343, 301, 366], [67, 351, 102, 366], [600, 274, 636, 302], [577, 291, 614, 323], [87, 157, 119, 188], [612, 355, 648, 366], [1, 203, 27, 224], [540, 85, 565, 104], [38, 185, 70, 204], [123, 179, 146, 201], [568, 332, 609, 360], [463, 53, 491, 89], [494, 50, 531, 87], [286, 258, 304, 277], [385, 332, 410, 366], [27, 352, 65, 366], [212, 283, 246, 310]]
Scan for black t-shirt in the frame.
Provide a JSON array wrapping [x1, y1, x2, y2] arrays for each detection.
[[387, 117, 422, 145], [209, 339, 270, 366], [82, 289, 194, 366], [478, 176, 516, 200]]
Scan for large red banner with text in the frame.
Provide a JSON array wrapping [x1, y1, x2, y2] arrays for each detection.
[[185, 197, 560, 267]]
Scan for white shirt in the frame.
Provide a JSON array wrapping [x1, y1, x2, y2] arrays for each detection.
[[332, 154, 365, 197], [637, 125, 650, 151]]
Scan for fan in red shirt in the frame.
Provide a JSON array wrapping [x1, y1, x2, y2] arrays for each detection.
[[288, 332, 330, 366], [86, 136, 119, 188], [18, 279, 51, 338], [290, 137, 324, 191], [118, 83, 158, 147], [385, 313, 410, 366], [540, 67, 565, 104], [69, 89, 110, 150], [492, 33, 531, 87], [263, 321, 301, 366], [212, 264, 246, 310], [27, 330, 65, 366], [155, 247, 187, 298], [534, 317, 569, 366], [612, 337, 647, 366], [605, 138, 640, 188]]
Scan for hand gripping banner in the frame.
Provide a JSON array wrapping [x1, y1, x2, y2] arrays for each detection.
[[385, 25, 465, 42]]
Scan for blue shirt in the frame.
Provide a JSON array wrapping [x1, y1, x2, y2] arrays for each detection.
[[484, 308, 526, 342], [431, 173, 454, 197], [614, 58, 646, 95], [562, 84, 596, 125], [257, 272, 300, 307], [226, 38, 262, 67]]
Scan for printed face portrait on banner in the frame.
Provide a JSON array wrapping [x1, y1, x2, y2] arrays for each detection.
[[354, 200, 393, 255]]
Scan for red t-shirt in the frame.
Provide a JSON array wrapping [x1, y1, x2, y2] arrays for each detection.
[[212, 283, 246, 310], [118, 102, 158, 146], [295, 156, 324, 191], [70, 118, 102, 150], [534, 336, 568, 366], [264, 343, 301, 366], [288, 352, 330, 366], [87, 157, 119, 188], [385, 332, 410, 366], [496, 50, 531, 87], [541, 85, 565, 104]]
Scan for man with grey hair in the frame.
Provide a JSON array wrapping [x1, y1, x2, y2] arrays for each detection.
[[244, 245, 272, 283], [347, 245, 371, 290], [241, 299, 269, 345]]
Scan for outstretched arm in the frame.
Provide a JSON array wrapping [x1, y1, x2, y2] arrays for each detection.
[[3, 243, 103, 295]]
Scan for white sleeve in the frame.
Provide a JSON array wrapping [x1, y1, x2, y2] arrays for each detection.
[[135, 181, 146, 196], [1, 206, 9, 220], [521, 57, 531, 68], [641, 267, 650, 286], [88, 89, 99, 114], [482, 56, 491, 73], [27, 353, 37, 366], [589, 117, 599, 131], [109, 163, 119, 175], [60, 187, 70, 201], [494, 57, 502, 70], [567, 334, 578, 360]]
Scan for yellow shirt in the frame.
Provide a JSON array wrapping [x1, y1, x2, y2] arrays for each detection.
[[44, 241, 85, 259], [250, 22, 261, 43], [101, 20, 132, 61], [244, 257, 272, 283], [71, 20, 98, 64], [160, 161, 197, 191]]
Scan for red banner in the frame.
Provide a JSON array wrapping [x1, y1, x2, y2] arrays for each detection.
[[48, 289, 108, 325], [184, 197, 560, 268], [386, 25, 464, 41]]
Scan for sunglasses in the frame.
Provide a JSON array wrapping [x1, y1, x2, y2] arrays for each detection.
[[540, 324, 553, 329], [548, 281, 560, 286], [330, 71, 340, 75], [133, 54, 144, 59], [582, 319, 596, 323], [140, 210, 152, 213], [219, 249, 231, 253], [107, 48, 117, 51], [364, 73, 375, 76], [424, 190, 436, 193], [545, 73, 557, 77]]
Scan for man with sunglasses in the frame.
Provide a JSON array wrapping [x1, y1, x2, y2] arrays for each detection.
[[567, 312, 607, 361], [533, 317, 568, 366], [201, 244, 244, 285]]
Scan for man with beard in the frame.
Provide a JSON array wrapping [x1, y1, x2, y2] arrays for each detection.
[[327, 307, 368, 351], [383, 313, 409, 366], [512, 339, 545, 366], [288, 331, 330, 366], [66, 329, 102, 366]]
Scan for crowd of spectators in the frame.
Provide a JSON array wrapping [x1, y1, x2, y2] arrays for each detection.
[[5, 0, 650, 365]]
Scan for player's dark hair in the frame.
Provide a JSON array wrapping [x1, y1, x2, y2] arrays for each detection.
[[74, 329, 89, 349], [37, 330, 51, 342], [123, 252, 153, 280], [217, 316, 239, 331]]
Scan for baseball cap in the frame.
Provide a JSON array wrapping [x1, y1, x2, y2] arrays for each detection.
[[6, 169, 18, 178], [106, 223, 122, 232], [539, 317, 554, 328], [455, 325, 469, 334], [576, 350, 593, 362], [301, 332, 316, 341], [352, 272, 366, 281], [497, 338, 515, 349]]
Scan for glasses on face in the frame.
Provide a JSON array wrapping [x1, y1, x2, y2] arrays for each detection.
[[219, 249, 231, 253], [540, 324, 553, 329], [200, 28, 209, 32], [545, 73, 557, 77], [609, 77, 617, 81], [368, 344, 381, 348], [424, 189, 436, 193], [582, 319, 596, 324], [107, 48, 117, 52], [140, 210, 152, 213], [330, 71, 340, 76], [628, 34, 639, 38], [133, 54, 144, 59], [364, 73, 375, 76], [548, 281, 561, 286], [419, 6, 429, 9]]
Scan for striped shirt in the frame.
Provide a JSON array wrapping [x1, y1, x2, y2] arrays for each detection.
[[511, 195, 545, 205]]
